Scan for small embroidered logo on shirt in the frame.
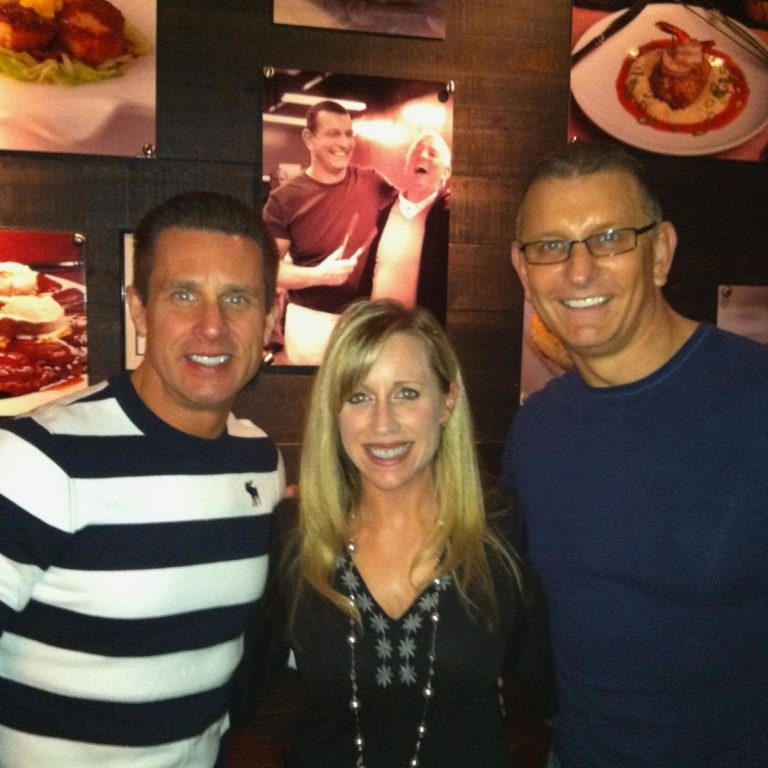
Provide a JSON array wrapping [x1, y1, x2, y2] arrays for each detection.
[[244, 480, 260, 506]]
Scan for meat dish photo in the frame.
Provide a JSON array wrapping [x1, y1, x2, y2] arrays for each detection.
[[0, 260, 87, 404]]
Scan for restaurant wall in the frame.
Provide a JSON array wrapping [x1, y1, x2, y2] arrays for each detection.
[[0, 1, 764, 483]]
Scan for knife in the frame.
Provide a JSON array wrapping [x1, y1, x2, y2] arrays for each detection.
[[571, 0, 649, 67]]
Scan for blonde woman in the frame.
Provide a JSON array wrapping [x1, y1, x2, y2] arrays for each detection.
[[278, 299, 532, 767]]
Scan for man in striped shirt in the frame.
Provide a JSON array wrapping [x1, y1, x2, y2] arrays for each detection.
[[0, 191, 285, 767]]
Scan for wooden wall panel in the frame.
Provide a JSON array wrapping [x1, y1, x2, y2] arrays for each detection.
[[452, 105, 566, 179], [457, 0, 571, 40], [448, 243, 520, 313], [449, 309, 522, 438], [236, 370, 313, 447], [647, 155, 768, 323], [450, 177, 523, 245], [0, 156, 257, 228]]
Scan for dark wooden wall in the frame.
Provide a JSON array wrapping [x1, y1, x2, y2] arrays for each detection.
[[1, 1, 765, 484]]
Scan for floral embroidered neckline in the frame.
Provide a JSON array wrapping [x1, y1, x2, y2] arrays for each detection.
[[338, 555, 453, 689]]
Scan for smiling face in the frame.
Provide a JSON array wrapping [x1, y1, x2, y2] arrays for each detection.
[[303, 110, 355, 183], [128, 227, 275, 437], [403, 133, 451, 202], [511, 170, 675, 379], [338, 332, 456, 501]]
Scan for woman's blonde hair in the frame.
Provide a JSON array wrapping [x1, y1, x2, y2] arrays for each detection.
[[294, 299, 520, 625]]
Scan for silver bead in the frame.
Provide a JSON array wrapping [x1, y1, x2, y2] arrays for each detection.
[[410, 758, 419, 767], [354, 735, 364, 748], [417, 724, 427, 737], [347, 633, 357, 646], [431, 612, 439, 623], [350, 696, 360, 710], [423, 685, 433, 698]]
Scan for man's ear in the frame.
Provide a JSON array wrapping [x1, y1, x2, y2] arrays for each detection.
[[126, 285, 148, 338], [511, 241, 531, 301], [301, 127, 313, 151], [652, 221, 678, 288], [262, 299, 280, 348]]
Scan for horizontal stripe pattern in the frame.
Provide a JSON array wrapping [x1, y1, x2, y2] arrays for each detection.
[[0, 430, 73, 532], [71, 472, 276, 527], [0, 632, 243, 701], [0, 678, 231, 746], [54, 515, 272, 569], [0, 495, 70, 565], [29, 555, 267, 619], [7, 598, 258, 656], [0, 557, 45, 612], [32, 381, 143, 437], [8, 422, 278, 480], [0, 718, 226, 768], [0, 374, 282, 765]]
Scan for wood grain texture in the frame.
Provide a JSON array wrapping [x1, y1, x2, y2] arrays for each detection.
[[447, 243, 521, 313]]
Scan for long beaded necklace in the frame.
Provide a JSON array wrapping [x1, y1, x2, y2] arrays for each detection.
[[342, 539, 444, 768]]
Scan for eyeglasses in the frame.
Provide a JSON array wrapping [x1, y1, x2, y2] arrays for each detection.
[[519, 222, 659, 265]]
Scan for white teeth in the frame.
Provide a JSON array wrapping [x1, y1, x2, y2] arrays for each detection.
[[188, 354, 231, 367], [563, 296, 608, 309], [368, 444, 409, 460]]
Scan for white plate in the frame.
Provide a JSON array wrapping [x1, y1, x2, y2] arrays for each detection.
[[0, 274, 88, 416], [571, 3, 768, 155], [0, 0, 156, 156]]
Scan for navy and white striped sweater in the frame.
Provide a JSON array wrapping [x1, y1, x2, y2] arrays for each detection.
[[0, 373, 283, 767]]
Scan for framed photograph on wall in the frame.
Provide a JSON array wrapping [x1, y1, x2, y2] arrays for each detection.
[[122, 231, 144, 370], [717, 284, 768, 344], [0, 230, 88, 416], [273, 0, 448, 39], [262, 68, 453, 367], [518, 300, 572, 405], [0, 0, 157, 157], [569, 0, 768, 162]]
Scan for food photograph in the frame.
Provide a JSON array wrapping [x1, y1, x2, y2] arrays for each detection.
[[519, 301, 573, 404], [0, 0, 156, 156], [273, 0, 448, 39], [717, 284, 768, 343], [569, 0, 768, 160], [0, 230, 87, 416]]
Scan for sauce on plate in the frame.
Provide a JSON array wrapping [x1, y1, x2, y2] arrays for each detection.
[[616, 39, 749, 134]]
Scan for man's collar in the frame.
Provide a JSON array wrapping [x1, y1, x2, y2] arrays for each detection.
[[398, 190, 438, 219]]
